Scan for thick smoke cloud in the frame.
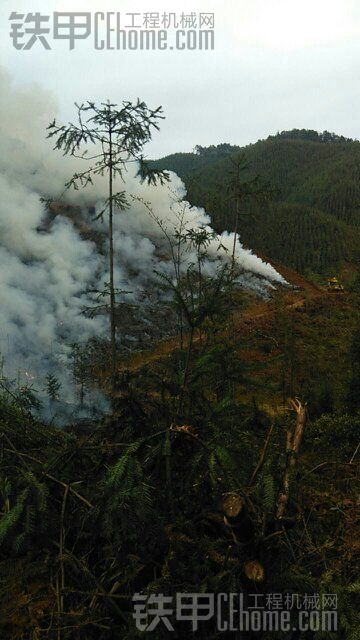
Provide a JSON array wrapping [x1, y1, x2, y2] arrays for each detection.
[[0, 67, 284, 403]]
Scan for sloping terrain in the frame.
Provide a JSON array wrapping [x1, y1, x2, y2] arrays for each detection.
[[152, 132, 360, 275], [118, 259, 328, 378]]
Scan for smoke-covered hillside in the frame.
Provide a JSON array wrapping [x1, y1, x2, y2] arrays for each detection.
[[0, 68, 285, 399]]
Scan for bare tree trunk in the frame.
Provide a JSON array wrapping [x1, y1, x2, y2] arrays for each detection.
[[108, 130, 117, 390], [231, 208, 239, 271], [231, 162, 241, 271], [276, 399, 307, 520], [248, 422, 275, 488], [178, 326, 194, 415]]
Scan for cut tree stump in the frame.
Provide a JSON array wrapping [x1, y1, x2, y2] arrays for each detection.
[[243, 559, 265, 583], [223, 493, 245, 523], [222, 493, 253, 544]]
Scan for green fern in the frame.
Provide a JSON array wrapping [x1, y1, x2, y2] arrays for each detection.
[[0, 488, 29, 544], [261, 474, 276, 513], [208, 451, 217, 488], [13, 532, 26, 554]]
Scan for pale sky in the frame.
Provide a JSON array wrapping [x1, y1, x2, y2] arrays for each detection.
[[0, 0, 359, 157]]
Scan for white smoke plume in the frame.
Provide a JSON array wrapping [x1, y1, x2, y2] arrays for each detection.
[[0, 67, 285, 411]]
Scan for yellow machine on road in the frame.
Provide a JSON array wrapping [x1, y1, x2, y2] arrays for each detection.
[[327, 277, 345, 293]]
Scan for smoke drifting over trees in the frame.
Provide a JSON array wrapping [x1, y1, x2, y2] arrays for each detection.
[[0, 67, 284, 396]]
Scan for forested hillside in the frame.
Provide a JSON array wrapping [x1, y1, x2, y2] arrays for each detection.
[[152, 130, 360, 277]]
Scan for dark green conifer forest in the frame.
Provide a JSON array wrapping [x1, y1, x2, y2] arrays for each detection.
[[153, 131, 360, 277]]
